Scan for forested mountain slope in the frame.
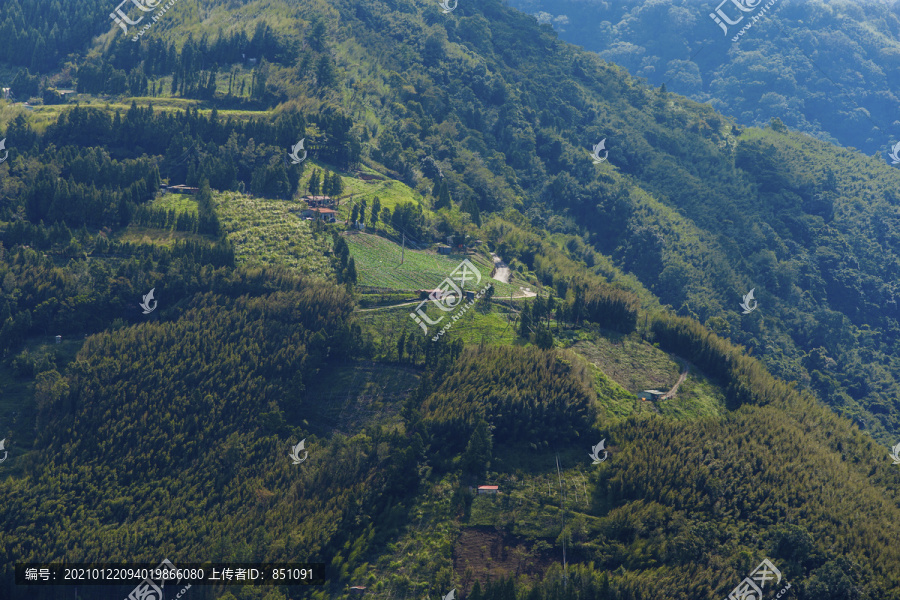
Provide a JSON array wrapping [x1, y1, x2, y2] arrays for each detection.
[[507, 0, 900, 158], [2, 0, 900, 598], [4, 0, 900, 441]]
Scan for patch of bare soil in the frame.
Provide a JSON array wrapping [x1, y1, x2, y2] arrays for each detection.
[[453, 527, 553, 594]]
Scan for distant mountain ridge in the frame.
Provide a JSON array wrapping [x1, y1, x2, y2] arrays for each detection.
[[508, 0, 900, 158]]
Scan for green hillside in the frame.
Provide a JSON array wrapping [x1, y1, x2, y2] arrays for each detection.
[[3, 0, 900, 599]]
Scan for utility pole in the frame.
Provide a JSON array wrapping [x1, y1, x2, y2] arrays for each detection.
[[401, 232, 405, 265]]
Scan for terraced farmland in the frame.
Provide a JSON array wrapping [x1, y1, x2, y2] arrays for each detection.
[[346, 232, 496, 290]]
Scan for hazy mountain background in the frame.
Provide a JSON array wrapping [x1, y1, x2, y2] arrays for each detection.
[[508, 0, 900, 158]]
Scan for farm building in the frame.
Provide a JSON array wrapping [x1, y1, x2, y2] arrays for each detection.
[[477, 485, 499, 495], [639, 389, 666, 401], [302, 195, 333, 208], [300, 207, 338, 222], [436, 244, 452, 255]]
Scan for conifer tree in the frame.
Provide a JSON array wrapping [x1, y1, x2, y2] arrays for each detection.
[[331, 172, 344, 197], [461, 195, 481, 226], [397, 332, 406, 362], [462, 416, 492, 477], [434, 180, 452, 210], [309, 169, 321, 195], [519, 303, 533, 337], [371, 197, 381, 227], [345, 257, 357, 284]]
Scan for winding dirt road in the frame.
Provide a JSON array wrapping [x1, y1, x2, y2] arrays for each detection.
[[662, 362, 689, 399], [491, 253, 511, 283]]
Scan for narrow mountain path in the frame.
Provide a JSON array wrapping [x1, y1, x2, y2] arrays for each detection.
[[354, 287, 537, 312], [355, 300, 422, 312], [662, 362, 690, 399], [491, 253, 511, 283]]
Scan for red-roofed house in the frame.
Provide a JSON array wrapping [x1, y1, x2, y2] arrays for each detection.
[[300, 207, 338, 222]]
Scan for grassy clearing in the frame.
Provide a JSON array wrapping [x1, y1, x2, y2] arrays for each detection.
[[656, 371, 725, 420], [338, 176, 424, 213], [296, 163, 426, 220], [213, 190, 333, 277], [30, 95, 272, 121], [0, 101, 57, 133], [568, 334, 725, 421], [346, 232, 517, 295], [570, 336, 681, 395], [346, 232, 482, 289], [354, 299, 520, 357], [151, 193, 198, 214], [353, 304, 428, 348], [432, 303, 521, 347]]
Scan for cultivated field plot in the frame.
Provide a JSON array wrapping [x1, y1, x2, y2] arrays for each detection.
[[213, 191, 332, 277], [346, 232, 496, 290]]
